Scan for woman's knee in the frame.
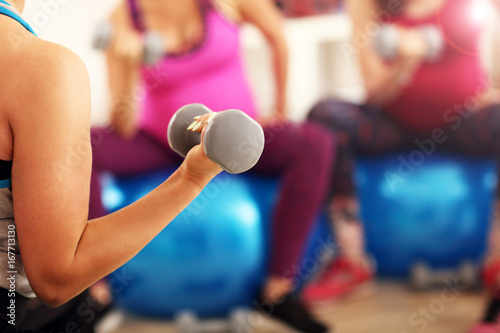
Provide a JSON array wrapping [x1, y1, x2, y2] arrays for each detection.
[[307, 98, 361, 130], [308, 99, 337, 123]]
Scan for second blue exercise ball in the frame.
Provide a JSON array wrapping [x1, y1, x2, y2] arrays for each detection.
[[355, 153, 497, 277]]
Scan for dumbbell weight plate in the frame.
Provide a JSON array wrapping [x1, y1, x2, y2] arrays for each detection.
[[168, 103, 211, 158], [419, 25, 444, 62], [92, 21, 113, 50], [203, 109, 265, 174], [143, 31, 165, 65], [372, 24, 399, 60], [458, 261, 478, 288], [411, 262, 431, 290]]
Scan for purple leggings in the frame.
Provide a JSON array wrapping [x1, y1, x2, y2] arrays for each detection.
[[89, 121, 335, 277]]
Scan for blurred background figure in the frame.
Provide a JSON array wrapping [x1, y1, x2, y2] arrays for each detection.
[[306, 0, 500, 330], [88, 0, 334, 332]]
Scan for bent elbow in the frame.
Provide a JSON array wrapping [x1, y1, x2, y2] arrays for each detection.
[[27, 269, 79, 308], [32, 283, 70, 308]]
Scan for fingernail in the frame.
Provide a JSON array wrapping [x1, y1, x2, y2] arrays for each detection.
[[187, 121, 197, 131], [208, 112, 216, 124], [193, 116, 201, 120], [193, 121, 202, 132]]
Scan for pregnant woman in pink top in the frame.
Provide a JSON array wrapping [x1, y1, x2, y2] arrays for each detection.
[[89, 0, 334, 331]]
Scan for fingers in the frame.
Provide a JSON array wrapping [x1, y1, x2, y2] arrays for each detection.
[[186, 112, 216, 133], [397, 27, 428, 61], [110, 24, 143, 64]]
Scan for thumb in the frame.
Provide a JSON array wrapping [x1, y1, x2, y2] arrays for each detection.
[[199, 112, 216, 149], [199, 123, 207, 152]]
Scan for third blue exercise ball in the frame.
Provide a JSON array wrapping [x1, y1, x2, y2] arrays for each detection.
[[355, 153, 497, 277], [102, 169, 271, 318]]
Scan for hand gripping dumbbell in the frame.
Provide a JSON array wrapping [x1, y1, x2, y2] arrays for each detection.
[[92, 21, 165, 65], [168, 104, 265, 174], [373, 24, 444, 62]]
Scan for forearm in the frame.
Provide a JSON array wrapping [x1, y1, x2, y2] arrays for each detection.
[[107, 53, 140, 137], [271, 37, 288, 117], [238, 0, 289, 117], [110, 93, 138, 137], [365, 58, 420, 106], [43, 165, 214, 306]]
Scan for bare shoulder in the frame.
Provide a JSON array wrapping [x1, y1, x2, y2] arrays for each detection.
[[16, 39, 88, 86], [6, 38, 90, 122]]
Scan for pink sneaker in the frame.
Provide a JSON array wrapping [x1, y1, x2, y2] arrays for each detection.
[[302, 256, 375, 303]]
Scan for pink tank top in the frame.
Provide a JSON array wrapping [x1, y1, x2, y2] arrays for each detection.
[[384, 0, 489, 134], [130, 1, 258, 142]]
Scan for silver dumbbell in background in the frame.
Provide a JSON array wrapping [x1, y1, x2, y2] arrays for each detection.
[[373, 24, 444, 62], [92, 21, 165, 65], [168, 104, 265, 174], [411, 261, 479, 291]]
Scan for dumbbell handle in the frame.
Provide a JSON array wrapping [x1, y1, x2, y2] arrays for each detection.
[[419, 25, 444, 62], [92, 21, 165, 65], [168, 104, 265, 174]]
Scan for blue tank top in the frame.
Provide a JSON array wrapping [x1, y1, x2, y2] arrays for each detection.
[[0, 0, 35, 35], [0, 0, 36, 183]]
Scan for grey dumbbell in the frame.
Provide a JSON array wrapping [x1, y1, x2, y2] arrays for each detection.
[[92, 21, 165, 65], [168, 104, 265, 174], [373, 24, 444, 62], [411, 261, 479, 290]]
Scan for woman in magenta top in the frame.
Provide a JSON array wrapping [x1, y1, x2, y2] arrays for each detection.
[[137, 1, 258, 142], [89, 0, 333, 332], [307, 0, 500, 329]]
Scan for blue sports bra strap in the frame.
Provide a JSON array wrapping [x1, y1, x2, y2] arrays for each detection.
[[0, 0, 36, 35], [126, 0, 145, 32]]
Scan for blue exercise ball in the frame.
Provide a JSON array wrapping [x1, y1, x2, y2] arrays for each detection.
[[102, 170, 277, 318], [355, 153, 497, 277]]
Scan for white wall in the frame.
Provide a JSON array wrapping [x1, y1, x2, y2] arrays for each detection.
[[21, 0, 364, 125], [23, 0, 121, 125], [241, 13, 365, 120], [20, 1, 499, 125]]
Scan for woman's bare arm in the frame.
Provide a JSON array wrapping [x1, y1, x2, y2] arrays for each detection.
[[9, 40, 220, 307], [106, 3, 144, 138], [345, 0, 426, 106], [238, 0, 288, 118]]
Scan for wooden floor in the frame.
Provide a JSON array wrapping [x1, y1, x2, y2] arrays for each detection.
[[100, 281, 488, 333]]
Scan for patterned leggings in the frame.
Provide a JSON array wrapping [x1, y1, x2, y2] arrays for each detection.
[[308, 99, 500, 196]]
